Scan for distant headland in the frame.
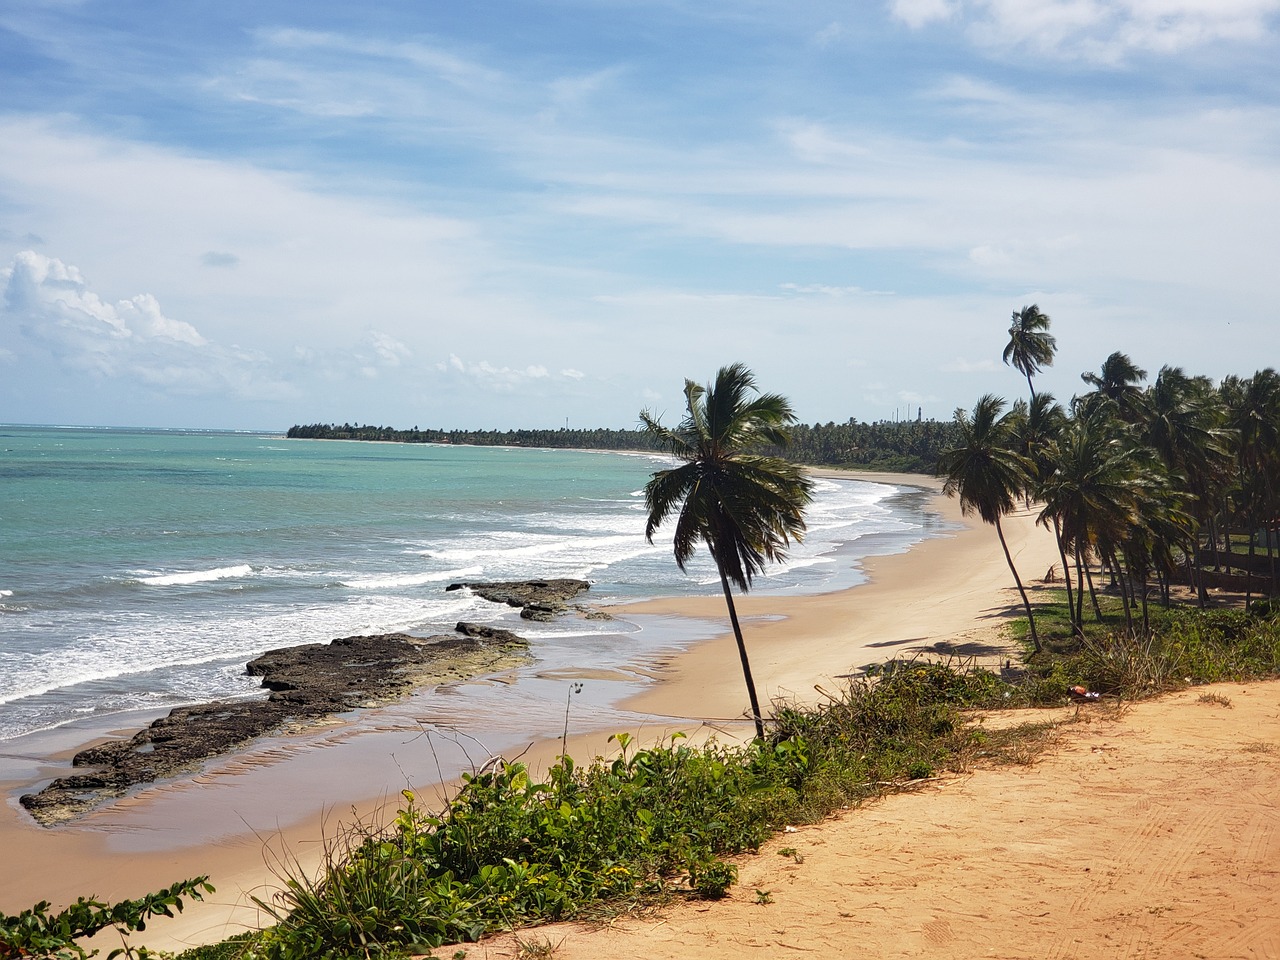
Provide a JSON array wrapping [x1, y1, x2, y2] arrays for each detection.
[[285, 418, 961, 474]]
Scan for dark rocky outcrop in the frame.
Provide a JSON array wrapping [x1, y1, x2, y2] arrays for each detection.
[[20, 628, 530, 826], [446, 579, 592, 621]]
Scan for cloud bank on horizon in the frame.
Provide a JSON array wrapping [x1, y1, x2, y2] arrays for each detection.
[[1, 0, 1277, 430]]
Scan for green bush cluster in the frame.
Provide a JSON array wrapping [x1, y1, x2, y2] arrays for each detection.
[[249, 732, 792, 959], [0, 878, 213, 960]]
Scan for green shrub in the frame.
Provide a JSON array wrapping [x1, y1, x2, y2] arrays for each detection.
[[687, 860, 737, 900], [1, 878, 213, 960]]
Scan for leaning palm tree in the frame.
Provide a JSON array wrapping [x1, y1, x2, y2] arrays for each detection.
[[1002, 304, 1057, 401], [937, 395, 1041, 652], [641, 363, 814, 740]]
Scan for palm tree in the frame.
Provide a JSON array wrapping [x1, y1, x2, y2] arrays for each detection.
[[1009, 393, 1075, 615], [1143, 366, 1232, 604], [1002, 304, 1057, 401], [1222, 369, 1280, 604], [1080, 351, 1148, 423], [641, 363, 814, 740], [937, 395, 1041, 652]]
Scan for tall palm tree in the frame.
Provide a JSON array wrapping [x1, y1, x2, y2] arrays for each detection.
[[1002, 304, 1057, 401], [937, 395, 1041, 652], [641, 363, 814, 740]]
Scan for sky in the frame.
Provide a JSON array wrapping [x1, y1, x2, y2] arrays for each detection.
[[1, 1, 1278, 431]]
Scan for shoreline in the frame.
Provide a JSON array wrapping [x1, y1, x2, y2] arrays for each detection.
[[623, 468, 1059, 724], [2, 470, 1064, 952]]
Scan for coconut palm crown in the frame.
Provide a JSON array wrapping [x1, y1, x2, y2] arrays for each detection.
[[1003, 304, 1057, 401], [641, 363, 814, 738]]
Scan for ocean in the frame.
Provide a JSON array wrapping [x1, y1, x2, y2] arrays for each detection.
[[0, 425, 942, 748]]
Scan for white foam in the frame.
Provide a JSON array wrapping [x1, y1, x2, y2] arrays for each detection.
[[0, 590, 12, 598], [136, 564, 254, 586], [341, 566, 484, 590], [0, 590, 484, 711]]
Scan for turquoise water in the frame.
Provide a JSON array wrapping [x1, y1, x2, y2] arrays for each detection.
[[0, 425, 935, 744]]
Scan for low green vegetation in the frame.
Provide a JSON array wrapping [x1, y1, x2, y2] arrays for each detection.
[[0, 878, 213, 960], [1021, 597, 1280, 699]]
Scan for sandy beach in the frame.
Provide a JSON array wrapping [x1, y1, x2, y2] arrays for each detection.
[[0, 469, 1131, 954], [624, 469, 1060, 724]]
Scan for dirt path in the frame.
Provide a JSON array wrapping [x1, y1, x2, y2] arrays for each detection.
[[459, 680, 1280, 960]]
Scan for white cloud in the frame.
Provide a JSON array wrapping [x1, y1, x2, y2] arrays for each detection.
[[890, 0, 958, 29], [940, 356, 999, 372], [435, 354, 574, 391], [912, 0, 1280, 62], [366, 329, 412, 367], [3, 250, 209, 357], [0, 250, 286, 396], [256, 29, 506, 93], [781, 283, 894, 297]]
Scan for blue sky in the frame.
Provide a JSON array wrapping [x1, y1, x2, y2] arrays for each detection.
[[2, 0, 1278, 430]]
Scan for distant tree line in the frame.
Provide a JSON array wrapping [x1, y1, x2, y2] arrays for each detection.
[[284, 418, 960, 472]]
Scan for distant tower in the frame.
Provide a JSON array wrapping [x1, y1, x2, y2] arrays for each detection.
[[917, 406, 922, 421]]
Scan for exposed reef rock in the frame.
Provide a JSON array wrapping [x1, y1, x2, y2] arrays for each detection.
[[20, 628, 530, 826], [446, 578, 593, 621]]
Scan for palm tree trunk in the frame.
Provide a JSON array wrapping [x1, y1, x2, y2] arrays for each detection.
[[1074, 544, 1086, 627], [1264, 522, 1274, 599], [718, 565, 766, 740], [1084, 561, 1103, 622], [995, 516, 1040, 653], [1184, 548, 1206, 608], [1111, 551, 1134, 637], [1246, 528, 1256, 612], [1052, 516, 1078, 637]]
